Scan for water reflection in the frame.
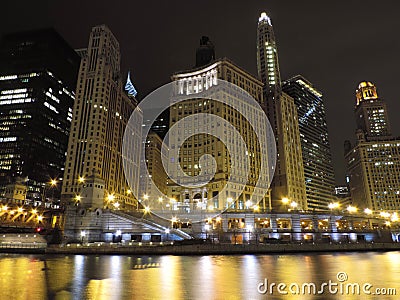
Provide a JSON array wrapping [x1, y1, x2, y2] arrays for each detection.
[[0, 252, 399, 299]]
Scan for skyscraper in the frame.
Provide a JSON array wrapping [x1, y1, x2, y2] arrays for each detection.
[[61, 25, 140, 210], [257, 12, 307, 210], [355, 81, 391, 139], [139, 131, 168, 201], [0, 29, 80, 203], [282, 75, 336, 211], [168, 57, 271, 213], [345, 81, 400, 213]]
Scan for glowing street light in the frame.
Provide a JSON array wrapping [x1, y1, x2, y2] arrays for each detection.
[[328, 202, 340, 210], [50, 179, 58, 186], [78, 176, 85, 184], [144, 206, 151, 214], [282, 197, 289, 205], [245, 200, 252, 209], [126, 189, 131, 195], [37, 215, 43, 222], [143, 194, 149, 200], [113, 202, 120, 209], [364, 208, 373, 215], [290, 201, 298, 209], [158, 197, 163, 203], [253, 205, 260, 212], [347, 206, 357, 213], [107, 194, 115, 202], [391, 213, 399, 222], [31, 209, 37, 215], [17, 207, 24, 213], [208, 205, 214, 211], [380, 212, 391, 218], [75, 195, 82, 202]]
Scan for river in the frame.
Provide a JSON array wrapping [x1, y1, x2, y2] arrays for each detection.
[[0, 251, 399, 299]]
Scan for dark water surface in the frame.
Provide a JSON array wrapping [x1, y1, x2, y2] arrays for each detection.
[[0, 251, 399, 299]]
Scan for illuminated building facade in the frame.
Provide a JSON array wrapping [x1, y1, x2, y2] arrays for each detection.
[[345, 81, 400, 212], [257, 12, 307, 210], [355, 81, 391, 139], [282, 75, 335, 210], [0, 29, 80, 202], [61, 25, 140, 210], [169, 58, 271, 212], [140, 131, 168, 201]]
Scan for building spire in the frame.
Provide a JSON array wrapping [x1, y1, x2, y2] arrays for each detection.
[[125, 71, 138, 97]]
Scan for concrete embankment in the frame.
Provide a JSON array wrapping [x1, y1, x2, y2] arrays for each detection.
[[40, 242, 400, 255]]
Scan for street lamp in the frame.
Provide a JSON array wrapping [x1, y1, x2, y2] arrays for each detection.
[[75, 195, 82, 204], [282, 197, 289, 211], [144, 206, 151, 214], [80, 230, 86, 243], [78, 176, 85, 184], [328, 202, 340, 211], [347, 206, 357, 213], [391, 213, 399, 222], [204, 224, 210, 239], [245, 200, 252, 209], [364, 208, 373, 229], [290, 201, 298, 211], [364, 208, 373, 215], [170, 198, 176, 210]]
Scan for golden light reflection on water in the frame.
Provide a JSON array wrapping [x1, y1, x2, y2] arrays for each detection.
[[0, 252, 399, 299]]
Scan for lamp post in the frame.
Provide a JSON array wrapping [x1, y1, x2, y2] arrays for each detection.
[[80, 230, 86, 244], [204, 224, 210, 240], [78, 176, 85, 184], [364, 208, 373, 229], [290, 201, 298, 212]]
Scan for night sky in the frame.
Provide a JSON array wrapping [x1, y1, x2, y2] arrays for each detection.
[[2, 0, 400, 184]]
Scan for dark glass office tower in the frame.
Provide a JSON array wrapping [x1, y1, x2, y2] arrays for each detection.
[[282, 75, 336, 210], [0, 29, 80, 203]]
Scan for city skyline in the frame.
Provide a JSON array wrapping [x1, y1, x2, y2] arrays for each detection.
[[1, 1, 400, 184]]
